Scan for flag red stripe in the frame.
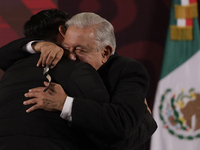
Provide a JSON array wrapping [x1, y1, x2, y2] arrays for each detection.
[[189, 0, 197, 4], [186, 19, 193, 26]]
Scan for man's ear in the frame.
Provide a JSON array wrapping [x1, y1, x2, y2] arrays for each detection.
[[58, 25, 66, 37], [101, 45, 113, 63]]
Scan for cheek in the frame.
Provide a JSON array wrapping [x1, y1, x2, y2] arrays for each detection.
[[76, 54, 87, 62], [78, 55, 94, 66]]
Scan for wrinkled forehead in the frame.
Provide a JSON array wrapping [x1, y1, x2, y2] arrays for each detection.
[[63, 26, 97, 49], [65, 26, 94, 39]]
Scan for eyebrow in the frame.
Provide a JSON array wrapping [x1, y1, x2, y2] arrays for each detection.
[[63, 43, 69, 47], [76, 45, 86, 49], [63, 42, 90, 52]]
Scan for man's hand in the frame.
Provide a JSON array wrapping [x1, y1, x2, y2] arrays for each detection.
[[145, 99, 152, 114], [24, 82, 67, 113], [33, 41, 64, 68]]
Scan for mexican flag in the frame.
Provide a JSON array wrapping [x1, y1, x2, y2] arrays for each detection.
[[150, 0, 200, 150]]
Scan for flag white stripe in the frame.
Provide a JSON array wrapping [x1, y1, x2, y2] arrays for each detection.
[[177, 19, 186, 26], [181, 0, 189, 5]]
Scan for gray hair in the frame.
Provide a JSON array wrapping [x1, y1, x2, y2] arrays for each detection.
[[65, 12, 116, 54]]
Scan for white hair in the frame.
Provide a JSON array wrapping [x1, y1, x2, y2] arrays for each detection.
[[65, 12, 116, 54]]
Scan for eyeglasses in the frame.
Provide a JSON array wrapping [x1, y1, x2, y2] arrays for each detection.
[[43, 63, 52, 92]]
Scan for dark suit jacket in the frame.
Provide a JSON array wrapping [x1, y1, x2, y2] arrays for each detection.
[[0, 38, 157, 150], [0, 53, 110, 149], [72, 53, 157, 150]]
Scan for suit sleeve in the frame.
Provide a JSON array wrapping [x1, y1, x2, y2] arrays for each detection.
[[67, 63, 110, 103], [0, 37, 39, 71], [71, 60, 152, 139], [125, 110, 157, 149], [49, 60, 110, 104], [71, 60, 157, 149]]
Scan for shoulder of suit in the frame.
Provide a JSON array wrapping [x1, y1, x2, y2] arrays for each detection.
[[110, 55, 147, 74], [110, 55, 139, 66]]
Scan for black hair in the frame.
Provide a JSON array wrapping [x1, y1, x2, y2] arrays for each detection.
[[23, 9, 68, 42]]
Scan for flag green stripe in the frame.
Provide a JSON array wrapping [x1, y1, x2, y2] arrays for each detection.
[[160, 0, 200, 79]]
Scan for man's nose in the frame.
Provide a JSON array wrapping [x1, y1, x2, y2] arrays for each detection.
[[69, 52, 77, 60], [63, 49, 77, 60]]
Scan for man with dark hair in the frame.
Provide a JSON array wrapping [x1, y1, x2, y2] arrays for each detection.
[[0, 9, 111, 150], [23, 9, 68, 42]]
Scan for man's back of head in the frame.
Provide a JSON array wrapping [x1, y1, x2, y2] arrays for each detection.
[[23, 9, 68, 43]]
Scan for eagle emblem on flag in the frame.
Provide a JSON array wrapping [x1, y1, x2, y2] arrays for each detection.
[[159, 88, 200, 140]]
